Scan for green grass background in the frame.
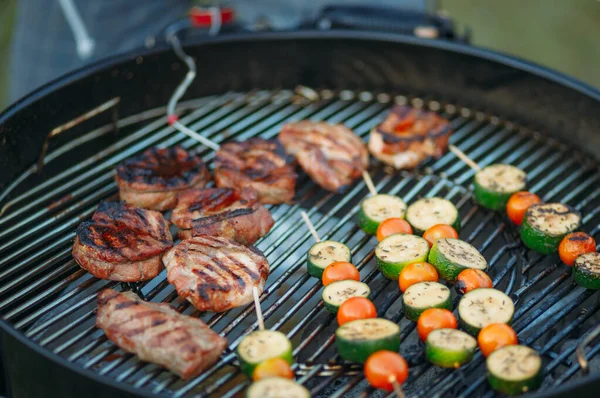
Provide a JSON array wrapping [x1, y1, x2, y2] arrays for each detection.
[[1, 1, 599, 109]]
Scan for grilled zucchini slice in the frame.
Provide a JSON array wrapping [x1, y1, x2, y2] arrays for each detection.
[[458, 288, 514, 336], [335, 318, 401, 363], [487, 345, 542, 396], [426, 328, 477, 368], [403, 281, 452, 321], [573, 252, 600, 290], [357, 194, 407, 235], [428, 238, 487, 281], [473, 164, 527, 211], [520, 203, 581, 255], [405, 197, 461, 235], [322, 280, 371, 313], [237, 330, 293, 376], [246, 377, 310, 398], [307, 240, 352, 278], [375, 234, 430, 279]]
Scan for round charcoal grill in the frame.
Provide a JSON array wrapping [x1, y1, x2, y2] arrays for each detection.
[[0, 31, 600, 398]]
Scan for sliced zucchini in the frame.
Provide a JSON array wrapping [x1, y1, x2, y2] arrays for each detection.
[[322, 280, 371, 313], [246, 377, 310, 398], [375, 234, 430, 279], [520, 203, 581, 255], [405, 197, 461, 235], [487, 345, 542, 396], [357, 194, 407, 235], [574, 252, 600, 290], [237, 330, 293, 376], [307, 240, 351, 278], [428, 238, 487, 281], [335, 318, 401, 363], [458, 288, 514, 336], [403, 282, 452, 322], [425, 328, 477, 368], [473, 164, 527, 211]]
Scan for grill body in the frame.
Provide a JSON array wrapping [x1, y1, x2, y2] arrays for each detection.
[[0, 31, 599, 398]]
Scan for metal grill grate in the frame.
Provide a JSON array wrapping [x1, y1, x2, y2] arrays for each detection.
[[0, 89, 599, 397]]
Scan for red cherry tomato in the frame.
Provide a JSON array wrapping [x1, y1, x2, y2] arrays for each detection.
[[399, 262, 439, 293], [506, 191, 541, 225], [478, 324, 518, 357], [252, 358, 294, 381], [423, 224, 459, 247], [337, 297, 377, 326], [322, 262, 360, 286], [456, 269, 493, 294], [417, 308, 457, 341], [376, 218, 413, 242], [365, 350, 409, 391], [558, 232, 597, 266]]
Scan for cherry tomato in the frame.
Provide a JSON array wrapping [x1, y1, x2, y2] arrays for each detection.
[[417, 308, 457, 341], [322, 262, 360, 286], [364, 350, 408, 391], [477, 323, 518, 357], [506, 191, 541, 225], [399, 262, 439, 292], [455, 269, 493, 294], [376, 218, 413, 242], [337, 297, 377, 325], [252, 358, 294, 381], [422, 224, 459, 247], [558, 232, 597, 266]]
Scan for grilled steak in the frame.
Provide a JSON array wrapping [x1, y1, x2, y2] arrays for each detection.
[[368, 105, 452, 169], [163, 235, 270, 312], [279, 121, 369, 193], [171, 187, 274, 245], [116, 146, 211, 211], [214, 138, 297, 204], [72, 201, 173, 281], [96, 289, 227, 379]]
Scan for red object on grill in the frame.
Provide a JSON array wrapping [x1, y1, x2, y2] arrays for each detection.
[[189, 7, 235, 28]]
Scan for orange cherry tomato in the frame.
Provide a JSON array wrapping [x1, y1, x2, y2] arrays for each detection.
[[252, 358, 294, 381], [398, 262, 439, 292], [558, 232, 597, 266], [376, 218, 413, 242], [506, 191, 541, 225], [365, 350, 409, 391], [322, 261, 360, 286], [422, 224, 459, 247], [337, 297, 377, 326], [417, 308, 457, 341], [455, 269, 493, 294], [477, 324, 518, 357]]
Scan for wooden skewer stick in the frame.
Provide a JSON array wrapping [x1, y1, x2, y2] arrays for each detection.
[[301, 211, 321, 242], [389, 376, 405, 398], [448, 144, 481, 172], [362, 170, 378, 196], [252, 286, 265, 331]]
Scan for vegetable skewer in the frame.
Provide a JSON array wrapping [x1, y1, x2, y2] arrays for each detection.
[[357, 171, 407, 235]]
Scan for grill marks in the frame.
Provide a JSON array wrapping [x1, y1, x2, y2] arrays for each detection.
[[72, 202, 173, 281], [279, 121, 368, 193], [162, 235, 269, 312], [214, 138, 297, 204], [115, 146, 211, 211], [171, 187, 274, 245], [96, 289, 227, 379]]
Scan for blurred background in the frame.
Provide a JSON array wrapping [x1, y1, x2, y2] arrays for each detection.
[[0, 0, 599, 110]]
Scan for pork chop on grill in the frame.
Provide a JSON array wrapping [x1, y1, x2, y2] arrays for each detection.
[[163, 235, 270, 312], [279, 121, 369, 193], [214, 138, 297, 204], [368, 105, 453, 169], [72, 201, 173, 281], [116, 146, 211, 211], [171, 187, 274, 245], [96, 289, 227, 379]]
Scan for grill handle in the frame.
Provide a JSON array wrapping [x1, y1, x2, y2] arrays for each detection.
[[311, 5, 471, 43]]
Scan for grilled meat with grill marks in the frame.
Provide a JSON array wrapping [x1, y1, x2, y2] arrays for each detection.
[[163, 235, 269, 312], [116, 146, 211, 211], [171, 187, 274, 245], [368, 105, 452, 169], [214, 138, 297, 204], [279, 121, 369, 193], [96, 289, 227, 379], [72, 202, 173, 281]]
